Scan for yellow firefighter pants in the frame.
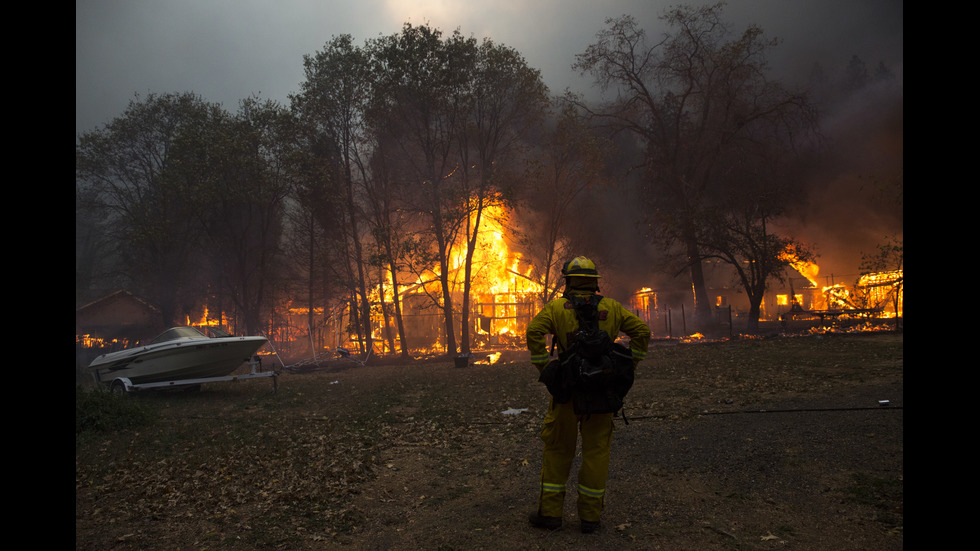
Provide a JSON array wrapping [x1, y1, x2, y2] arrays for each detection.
[[537, 399, 614, 522]]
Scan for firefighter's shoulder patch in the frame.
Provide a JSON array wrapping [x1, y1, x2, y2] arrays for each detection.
[[598, 310, 608, 320]]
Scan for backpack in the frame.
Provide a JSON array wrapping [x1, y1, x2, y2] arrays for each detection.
[[538, 294, 635, 418]]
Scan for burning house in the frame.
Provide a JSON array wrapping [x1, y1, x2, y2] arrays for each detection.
[[627, 257, 903, 337], [263, 205, 547, 359], [355, 208, 546, 357], [77, 202, 902, 365], [280, 214, 903, 358], [76, 290, 164, 351], [76, 290, 165, 380]]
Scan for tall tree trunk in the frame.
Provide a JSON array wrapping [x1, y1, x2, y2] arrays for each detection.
[[747, 299, 762, 334], [431, 203, 457, 356], [306, 218, 316, 357], [343, 161, 372, 357], [459, 196, 486, 356], [386, 255, 410, 358], [684, 225, 711, 331], [377, 263, 396, 354]]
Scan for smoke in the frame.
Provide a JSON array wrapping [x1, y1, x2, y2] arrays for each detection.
[[529, 77, 903, 303], [546, 2, 904, 297], [782, 76, 904, 282]]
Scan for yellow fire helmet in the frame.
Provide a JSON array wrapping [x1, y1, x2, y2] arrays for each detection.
[[562, 256, 601, 278]]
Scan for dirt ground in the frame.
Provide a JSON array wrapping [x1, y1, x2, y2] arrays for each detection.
[[76, 332, 903, 550]]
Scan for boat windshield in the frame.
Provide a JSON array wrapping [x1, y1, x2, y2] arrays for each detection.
[[149, 326, 207, 344], [204, 326, 233, 338]]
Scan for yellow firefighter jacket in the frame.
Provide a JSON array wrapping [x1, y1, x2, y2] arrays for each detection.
[[526, 292, 650, 372]]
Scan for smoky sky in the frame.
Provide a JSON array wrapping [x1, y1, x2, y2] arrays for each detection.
[[76, 0, 903, 282], [76, 0, 902, 135]]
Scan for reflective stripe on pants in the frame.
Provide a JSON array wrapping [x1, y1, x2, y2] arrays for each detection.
[[537, 399, 614, 522]]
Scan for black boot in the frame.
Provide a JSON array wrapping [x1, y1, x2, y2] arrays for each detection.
[[528, 511, 562, 530], [580, 519, 600, 534]]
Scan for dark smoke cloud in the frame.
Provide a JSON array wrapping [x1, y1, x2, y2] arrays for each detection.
[[782, 77, 903, 282], [77, 0, 902, 288]]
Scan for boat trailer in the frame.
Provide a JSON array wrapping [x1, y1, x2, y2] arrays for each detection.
[[104, 356, 279, 394]]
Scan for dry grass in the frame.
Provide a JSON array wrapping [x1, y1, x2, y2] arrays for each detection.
[[76, 332, 903, 550]]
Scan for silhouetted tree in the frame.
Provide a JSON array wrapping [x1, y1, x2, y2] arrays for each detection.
[[76, 92, 228, 327], [573, 3, 817, 330]]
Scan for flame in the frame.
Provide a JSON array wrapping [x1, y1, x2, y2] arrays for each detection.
[[187, 306, 225, 329], [367, 204, 545, 355], [465, 207, 544, 343], [779, 247, 819, 287], [818, 270, 902, 317], [856, 269, 903, 317], [822, 284, 851, 309], [858, 270, 903, 288], [482, 352, 502, 364]]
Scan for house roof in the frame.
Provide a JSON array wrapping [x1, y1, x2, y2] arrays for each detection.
[[76, 290, 163, 341]]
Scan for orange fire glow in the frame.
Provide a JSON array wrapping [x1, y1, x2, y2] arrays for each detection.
[[780, 247, 820, 287], [187, 306, 223, 329], [367, 204, 545, 354]]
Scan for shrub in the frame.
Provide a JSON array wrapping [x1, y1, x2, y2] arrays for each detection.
[[75, 385, 157, 435]]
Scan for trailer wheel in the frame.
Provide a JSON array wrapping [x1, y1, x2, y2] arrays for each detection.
[[110, 379, 128, 395]]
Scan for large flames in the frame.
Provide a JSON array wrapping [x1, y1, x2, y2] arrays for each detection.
[[363, 204, 545, 356], [777, 247, 902, 318], [355, 224, 903, 353], [822, 270, 903, 317], [780, 246, 820, 287], [468, 216, 543, 344], [181, 210, 901, 357]]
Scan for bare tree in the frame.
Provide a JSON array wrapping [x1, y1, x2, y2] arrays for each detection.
[[516, 102, 610, 305], [695, 158, 816, 333], [573, 4, 816, 330]]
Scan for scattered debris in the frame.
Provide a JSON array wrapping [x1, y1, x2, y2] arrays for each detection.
[[761, 532, 784, 542]]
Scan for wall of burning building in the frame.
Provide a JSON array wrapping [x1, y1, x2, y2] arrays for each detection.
[[627, 260, 903, 338], [272, 289, 538, 359]]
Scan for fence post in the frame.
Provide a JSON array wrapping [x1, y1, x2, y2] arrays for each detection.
[[728, 305, 733, 338], [681, 304, 686, 336]]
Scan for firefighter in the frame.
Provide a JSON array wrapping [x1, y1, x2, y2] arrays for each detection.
[[526, 256, 650, 533]]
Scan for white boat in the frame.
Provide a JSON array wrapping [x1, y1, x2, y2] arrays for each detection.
[[88, 326, 268, 386]]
